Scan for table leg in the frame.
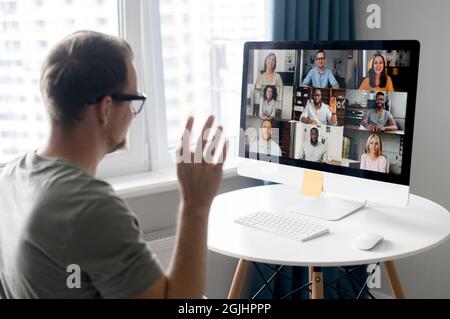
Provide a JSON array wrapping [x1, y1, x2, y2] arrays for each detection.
[[308, 266, 313, 299], [228, 259, 250, 299], [311, 266, 324, 299], [384, 261, 405, 299]]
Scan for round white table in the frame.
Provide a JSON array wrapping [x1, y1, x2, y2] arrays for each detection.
[[207, 184, 450, 299]]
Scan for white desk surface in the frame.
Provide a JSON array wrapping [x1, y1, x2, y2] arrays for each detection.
[[208, 184, 450, 267]]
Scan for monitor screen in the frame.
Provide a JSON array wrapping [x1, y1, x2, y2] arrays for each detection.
[[239, 41, 420, 186]]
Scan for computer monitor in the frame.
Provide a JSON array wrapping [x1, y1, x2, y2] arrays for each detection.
[[238, 41, 420, 220]]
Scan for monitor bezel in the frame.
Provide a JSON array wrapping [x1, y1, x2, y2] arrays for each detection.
[[239, 40, 420, 186]]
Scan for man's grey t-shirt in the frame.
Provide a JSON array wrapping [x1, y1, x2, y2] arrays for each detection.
[[0, 151, 162, 298], [366, 109, 394, 126]]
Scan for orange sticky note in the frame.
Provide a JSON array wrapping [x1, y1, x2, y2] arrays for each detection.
[[301, 170, 324, 199]]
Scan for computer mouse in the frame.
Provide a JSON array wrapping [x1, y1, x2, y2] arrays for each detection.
[[352, 233, 384, 250]]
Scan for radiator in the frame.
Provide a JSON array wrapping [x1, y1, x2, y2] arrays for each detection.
[[144, 228, 209, 299], [144, 228, 176, 270]]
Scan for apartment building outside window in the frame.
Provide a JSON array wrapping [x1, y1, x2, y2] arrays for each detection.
[[0, 0, 267, 177], [0, 0, 119, 166], [159, 0, 267, 155]]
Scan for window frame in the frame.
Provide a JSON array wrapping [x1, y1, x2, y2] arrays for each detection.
[[0, 0, 167, 176], [97, 0, 171, 177]]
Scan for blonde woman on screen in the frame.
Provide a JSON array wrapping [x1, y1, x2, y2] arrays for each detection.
[[360, 134, 388, 173]]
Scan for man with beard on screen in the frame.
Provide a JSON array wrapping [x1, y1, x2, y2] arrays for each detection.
[[300, 88, 337, 126], [298, 127, 328, 163]]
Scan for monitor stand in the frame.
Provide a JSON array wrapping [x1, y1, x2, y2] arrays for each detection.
[[287, 193, 367, 221]]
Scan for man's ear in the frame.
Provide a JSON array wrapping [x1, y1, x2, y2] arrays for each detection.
[[96, 96, 113, 126]]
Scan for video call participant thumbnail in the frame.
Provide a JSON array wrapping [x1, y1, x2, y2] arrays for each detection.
[[255, 53, 284, 88], [302, 50, 339, 89], [301, 88, 337, 126], [298, 127, 327, 162], [249, 120, 282, 157], [361, 92, 398, 132], [360, 134, 388, 173], [358, 53, 395, 92], [259, 85, 278, 121]]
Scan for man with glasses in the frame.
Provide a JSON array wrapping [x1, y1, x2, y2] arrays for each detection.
[[0, 31, 227, 299], [302, 50, 340, 89], [300, 88, 337, 126]]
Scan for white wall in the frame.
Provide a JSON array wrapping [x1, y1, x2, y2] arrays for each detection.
[[355, 0, 450, 298]]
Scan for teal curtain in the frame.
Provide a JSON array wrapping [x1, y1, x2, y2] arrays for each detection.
[[250, 0, 367, 300], [269, 0, 354, 41]]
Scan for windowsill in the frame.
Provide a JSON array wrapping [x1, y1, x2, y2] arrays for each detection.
[[106, 160, 238, 199]]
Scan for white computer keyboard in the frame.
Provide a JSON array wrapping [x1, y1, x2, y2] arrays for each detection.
[[235, 210, 329, 242]]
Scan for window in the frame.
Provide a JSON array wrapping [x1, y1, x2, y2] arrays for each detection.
[[34, 20, 45, 29], [36, 40, 48, 50], [0, 1, 17, 14], [1, 21, 19, 32], [3, 40, 21, 51], [0, 0, 121, 169], [1, 0, 268, 178], [33, 0, 43, 8], [159, 0, 267, 162]]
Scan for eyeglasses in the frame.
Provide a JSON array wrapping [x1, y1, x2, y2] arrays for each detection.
[[316, 57, 325, 61], [86, 92, 147, 116]]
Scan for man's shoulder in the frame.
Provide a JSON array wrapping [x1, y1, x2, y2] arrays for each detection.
[[302, 104, 312, 114], [270, 140, 282, 151], [384, 109, 394, 117], [324, 67, 334, 74], [32, 157, 115, 197], [1, 153, 132, 233], [249, 141, 258, 151], [0, 153, 25, 175], [320, 102, 330, 111], [302, 141, 312, 149], [46, 169, 122, 209], [42, 172, 134, 232], [3, 152, 122, 209], [365, 109, 376, 117]]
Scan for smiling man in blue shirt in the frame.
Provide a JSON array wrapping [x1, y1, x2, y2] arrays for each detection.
[[302, 50, 340, 89]]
